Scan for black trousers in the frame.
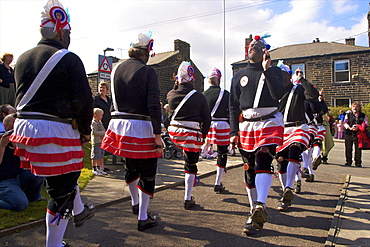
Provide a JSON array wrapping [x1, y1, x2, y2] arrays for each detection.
[[345, 133, 361, 165], [216, 145, 229, 168], [125, 158, 157, 196], [46, 171, 80, 217], [184, 151, 199, 174], [239, 145, 276, 188]]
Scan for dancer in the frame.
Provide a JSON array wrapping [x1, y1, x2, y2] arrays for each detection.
[[167, 61, 211, 209], [275, 64, 318, 211], [229, 34, 285, 235], [101, 32, 163, 231], [10, 1, 95, 245], [203, 67, 230, 193]]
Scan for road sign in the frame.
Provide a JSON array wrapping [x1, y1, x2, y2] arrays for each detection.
[[98, 55, 113, 82]]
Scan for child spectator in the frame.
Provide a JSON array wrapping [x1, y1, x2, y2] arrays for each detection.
[[333, 120, 338, 138], [91, 108, 107, 175], [337, 120, 344, 139]]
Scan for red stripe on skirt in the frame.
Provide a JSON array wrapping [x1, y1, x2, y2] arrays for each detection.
[[20, 160, 84, 176], [239, 126, 284, 151], [104, 129, 156, 144], [15, 148, 85, 162], [101, 142, 161, 159], [207, 127, 230, 133], [167, 131, 200, 138], [10, 135, 81, 147], [102, 137, 158, 152]]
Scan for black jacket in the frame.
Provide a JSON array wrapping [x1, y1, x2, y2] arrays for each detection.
[[203, 85, 229, 120], [279, 78, 319, 122], [15, 39, 93, 135], [229, 62, 285, 136], [167, 83, 211, 138], [112, 58, 161, 135]]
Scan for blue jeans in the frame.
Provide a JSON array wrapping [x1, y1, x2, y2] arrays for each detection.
[[0, 170, 45, 211]]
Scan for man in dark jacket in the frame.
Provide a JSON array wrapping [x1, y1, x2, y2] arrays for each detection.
[[344, 102, 368, 167]]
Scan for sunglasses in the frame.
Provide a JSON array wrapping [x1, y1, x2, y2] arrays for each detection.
[[296, 71, 303, 74]]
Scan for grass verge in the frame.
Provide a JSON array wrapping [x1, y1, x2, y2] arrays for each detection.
[[0, 143, 94, 231]]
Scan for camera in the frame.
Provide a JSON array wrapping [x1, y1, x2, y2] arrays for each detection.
[[1, 129, 14, 137]]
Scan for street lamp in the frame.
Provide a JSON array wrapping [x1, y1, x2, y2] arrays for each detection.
[[103, 47, 114, 56]]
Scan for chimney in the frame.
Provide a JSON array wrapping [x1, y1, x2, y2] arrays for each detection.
[[345, 37, 355, 46], [174, 39, 190, 61], [245, 34, 253, 59]]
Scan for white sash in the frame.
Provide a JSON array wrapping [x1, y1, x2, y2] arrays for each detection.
[[253, 73, 265, 108], [171, 89, 197, 121], [211, 88, 224, 117], [284, 84, 298, 122], [17, 49, 70, 111], [110, 61, 123, 112]]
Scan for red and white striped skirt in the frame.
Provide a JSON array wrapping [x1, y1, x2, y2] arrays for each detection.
[[315, 125, 326, 141], [168, 120, 203, 152], [239, 112, 284, 152], [276, 124, 310, 152], [206, 121, 230, 146], [10, 119, 85, 176], [101, 119, 161, 159]]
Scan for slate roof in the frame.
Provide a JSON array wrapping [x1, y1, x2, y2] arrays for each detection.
[[233, 42, 370, 65]]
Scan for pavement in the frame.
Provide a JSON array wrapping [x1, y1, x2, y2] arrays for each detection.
[[0, 140, 369, 246]]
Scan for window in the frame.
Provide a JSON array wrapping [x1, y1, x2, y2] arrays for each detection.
[[334, 98, 351, 107], [291, 64, 305, 75], [334, 60, 350, 83]]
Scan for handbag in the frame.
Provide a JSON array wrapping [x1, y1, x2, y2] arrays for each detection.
[[358, 129, 370, 150]]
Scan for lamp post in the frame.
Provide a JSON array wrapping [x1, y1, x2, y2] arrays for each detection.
[[103, 47, 114, 56], [117, 48, 125, 58]]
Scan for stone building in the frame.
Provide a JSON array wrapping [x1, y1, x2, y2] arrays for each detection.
[[88, 39, 204, 104]]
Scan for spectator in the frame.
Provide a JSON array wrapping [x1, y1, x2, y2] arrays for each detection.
[[0, 53, 16, 106], [0, 114, 45, 211], [337, 120, 344, 139], [0, 105, 16, 135], [163, 104, 170, 128], [93, 81, 112, 130], [91, 108, 107, 175], [333, 120, 338, 138], [344, 102, 368, 167], [338, 110, 345, 122]]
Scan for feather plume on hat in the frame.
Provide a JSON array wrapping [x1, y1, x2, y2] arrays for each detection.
[[277, 60, 292, 74]]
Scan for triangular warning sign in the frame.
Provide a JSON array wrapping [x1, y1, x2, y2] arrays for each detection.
[[99, 57, 112, 73]]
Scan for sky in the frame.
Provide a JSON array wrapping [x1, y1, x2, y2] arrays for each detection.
[[0, 0, 369, 90]]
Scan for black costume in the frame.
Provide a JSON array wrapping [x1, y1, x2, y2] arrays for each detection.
[[203, 85, 230, 168], [11, 38, 93, 220]]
